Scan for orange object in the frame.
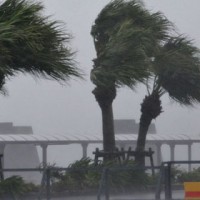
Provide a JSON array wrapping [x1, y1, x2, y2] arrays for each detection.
[[184, 182, 200, 200]]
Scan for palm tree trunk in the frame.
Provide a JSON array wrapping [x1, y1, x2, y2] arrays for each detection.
[[92, 85, 116, 155], [101, 101, 115, 152], [135, 111, 152, 166], [135, 92, 162, 167]]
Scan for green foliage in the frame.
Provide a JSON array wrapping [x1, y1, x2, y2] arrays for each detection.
[[106, 160, 158, 191], [0, 0, 81, 89], [175, 167, 200, 183], [51, 158, 158, 193], [58, 159, 101, 191], [52, 158, 100, 192], [136, 30, 200, 166], [90, 0, 176, 160], [165, 166, 200, 184], [154, 37, 200, 105], [0, 176, 38, 198], [91, 0, 172, 88]]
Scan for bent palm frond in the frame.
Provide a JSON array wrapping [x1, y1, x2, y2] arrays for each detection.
[[91, 0, 173, 88], [0, 0, 81, 82], [154, 36, 200, 105]]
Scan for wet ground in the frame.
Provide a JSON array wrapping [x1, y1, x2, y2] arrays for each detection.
[[50, 190, 184, 200]]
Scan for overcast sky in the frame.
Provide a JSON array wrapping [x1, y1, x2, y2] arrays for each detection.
[[1, 0, 200, 138]]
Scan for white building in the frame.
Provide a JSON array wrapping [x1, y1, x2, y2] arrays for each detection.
[[0, 122, 41, 184]]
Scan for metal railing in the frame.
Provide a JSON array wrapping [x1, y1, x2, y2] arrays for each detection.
[[0, 160, 200, 200], [98, 160, 200, 200], [0, 165, 158, 200], [97, 165, 160, 200], [156, 160, 200, 200]]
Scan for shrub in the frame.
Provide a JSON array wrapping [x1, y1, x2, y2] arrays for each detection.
[[176, 167, 200, 183], [51, 158, 157, 193], [0, 176, 37, 198], [52, 158, 101, 192]]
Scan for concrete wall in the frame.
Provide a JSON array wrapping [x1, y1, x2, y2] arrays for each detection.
[[3, 144, 42, 184]]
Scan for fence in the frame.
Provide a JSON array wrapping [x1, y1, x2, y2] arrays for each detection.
[[156, 160, 200, 200], [0, 160, 200, 200], [0, 166, 103, 200]]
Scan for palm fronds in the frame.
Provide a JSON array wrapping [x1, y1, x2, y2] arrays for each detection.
[[0, 0, 81, 82], [154, 36, 200, 105], [91, 0, 173, 88]]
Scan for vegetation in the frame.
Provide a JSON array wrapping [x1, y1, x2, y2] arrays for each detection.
[[50, 162, 200, 193], [0, 159, 156, 196], [174, 167, 200, 183], [136, 37, 200, 166], [1, 160, 200, 196], [0, 176, 38, 199], [0, 0, 82, 92], [91, 0, 200, 167], [51, 158, 156, 193], [91, 0, 171, 154], [52, 158, 100, 192]]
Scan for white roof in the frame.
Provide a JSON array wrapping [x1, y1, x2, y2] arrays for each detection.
[[0, 133, 199, 146]]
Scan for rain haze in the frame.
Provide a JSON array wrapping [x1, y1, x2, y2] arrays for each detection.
[[1, 0, 200, 166]]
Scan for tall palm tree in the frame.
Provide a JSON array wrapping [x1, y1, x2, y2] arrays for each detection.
[[0, 0, 81, 89], [135, 36, 200, 166], [91, 0, 172, 153]]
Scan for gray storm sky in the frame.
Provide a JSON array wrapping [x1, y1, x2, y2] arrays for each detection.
[[1, 0, 200, 137]]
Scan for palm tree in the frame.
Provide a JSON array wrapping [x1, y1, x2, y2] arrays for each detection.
[[0, 0, 81, 89], [135, 36, 200, 166], [91, 0, 171, 154]]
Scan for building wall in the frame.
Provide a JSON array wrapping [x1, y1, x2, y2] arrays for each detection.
[[0, 122, 41, 184], [3, 144, 42, 184]]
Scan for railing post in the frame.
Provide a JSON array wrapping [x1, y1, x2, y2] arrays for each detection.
[[164, 163, 172, 200], [149, 148, 155, 176], [155, 164, 164, 200], [105, 168, 110, 200], [46, 168, 51, 200]]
